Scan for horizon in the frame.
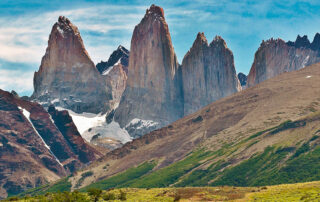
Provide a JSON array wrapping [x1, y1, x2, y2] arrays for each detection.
[[1, 0, 320, 96]]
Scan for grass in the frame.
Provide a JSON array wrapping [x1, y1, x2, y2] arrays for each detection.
[[124, 150, 215, 188], [15, 118, 320, 198], [5, 181, 320, 201], [18, 177, 71, 197], [80, 161, 157, 191], [75, 171, 94, 188]]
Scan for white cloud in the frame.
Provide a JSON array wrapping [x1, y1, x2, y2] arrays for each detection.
[[0, 5, 144, 65], [0, 69, 34, 95]]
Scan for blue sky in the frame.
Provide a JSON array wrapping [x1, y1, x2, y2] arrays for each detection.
[[1, 0, 320, 96]]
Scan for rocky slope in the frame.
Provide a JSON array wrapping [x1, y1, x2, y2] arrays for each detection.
[[181, 32, 241, 115], [32, 16, 112, 114], [0, 89, 102, 198], [247, 34, 320, 87], [114, 5, 183, 132], [67, 62, 320, 190]]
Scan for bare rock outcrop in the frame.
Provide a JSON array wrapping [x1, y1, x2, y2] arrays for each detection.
[[114, 5, 183, 129], [32, 16, 111, 113], [247, 34, 320, 87], [181, 33, 241, 115]]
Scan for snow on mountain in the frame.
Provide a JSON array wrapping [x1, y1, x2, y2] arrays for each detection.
[[18, 106, 63, 166], [56, 107, 131, 146], [125, 118, 160, 139]]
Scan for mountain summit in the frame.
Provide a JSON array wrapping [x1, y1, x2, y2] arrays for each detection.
[[32, 16, 112, 113], [114, 4, 183, 131], [181, 33, 241, 115], [247, 34, 320, 87]]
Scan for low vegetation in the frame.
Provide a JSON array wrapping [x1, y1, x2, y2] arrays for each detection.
[[17, 177, 72, 197], [5, 181, 320, 201], [80, 161, 157, 191]]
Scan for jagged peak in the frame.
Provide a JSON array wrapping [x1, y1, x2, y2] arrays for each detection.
[[259, 38, 286, 48], [294, 34, 310, 48], [313, 33, 320, 41], [196, 32, 207, 43], [53, 16, 78, 38], [58, 16, 70, 24], [311, 33, 320, 51], [183, 32, 208, 61], [117, 45, 129, 55], [209, 35, 228, 48], [145, 4, 164, 18]]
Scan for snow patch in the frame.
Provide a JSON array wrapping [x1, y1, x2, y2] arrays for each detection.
[[126, 118, 159, 130], [82, 121, 132, 144], [18, 106, 63, 166], [102, 59, 121, 75], [302, 55, 310, 68], [51, 98, 59, 104], [125, 118, 160, 139], [55, 107, 131, 144], [55, 107, 105, 134]]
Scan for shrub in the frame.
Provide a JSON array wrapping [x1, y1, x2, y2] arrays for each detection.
[[87, 188, 102, 202], [102, 192, 116, 200], [119, 190, 127, 201], [174, 193, 181, 201]]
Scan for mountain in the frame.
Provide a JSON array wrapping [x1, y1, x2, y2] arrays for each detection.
[[114, 5, 242, 138], [64, 62, 320, 190], [114, 5, 183, 136], [97, 46, 129, 110], [238, 72, 247, 87], [96, 45, 129, 75], [0, 89, 102, 199], [31, 16, 112, 114], [247, 34, 320, 87], [181, 32, 241, 115]]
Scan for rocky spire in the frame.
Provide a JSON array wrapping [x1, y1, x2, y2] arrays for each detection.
[[247, 35, 320, 87], [294, 35, 310, 48], [311, 33, 320, 51], [114, 4, 183, 131], [32, 16, 112, 113], [181, 33, 241, 115]]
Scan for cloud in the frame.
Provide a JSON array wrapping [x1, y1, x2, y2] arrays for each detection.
[[0, 4, 145, 65], [2, 0, 320, 94], [0, 69, 34, 96]]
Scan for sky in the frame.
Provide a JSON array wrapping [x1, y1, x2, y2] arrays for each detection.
[[1, 0, 320, 96]]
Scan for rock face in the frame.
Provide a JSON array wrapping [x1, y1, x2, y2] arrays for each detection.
[[97, 46, 129, 109], [181, 33, 241, 115], [0, 89, 102, 198], [238, 73, 247, 87], [247, 34, 320, 87], [32, 16, 111, 114], [114, 5, 242, 138], [114, 5, 183, 129]]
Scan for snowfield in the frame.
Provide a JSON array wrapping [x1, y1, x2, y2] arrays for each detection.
[[55, 107, 132, 144]]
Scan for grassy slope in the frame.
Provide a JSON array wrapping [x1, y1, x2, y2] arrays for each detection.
[[6, 181, 320, 201], [80, 161, 157, 191], [18, 115, 320, 196], [18, 177, 72, 197]]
